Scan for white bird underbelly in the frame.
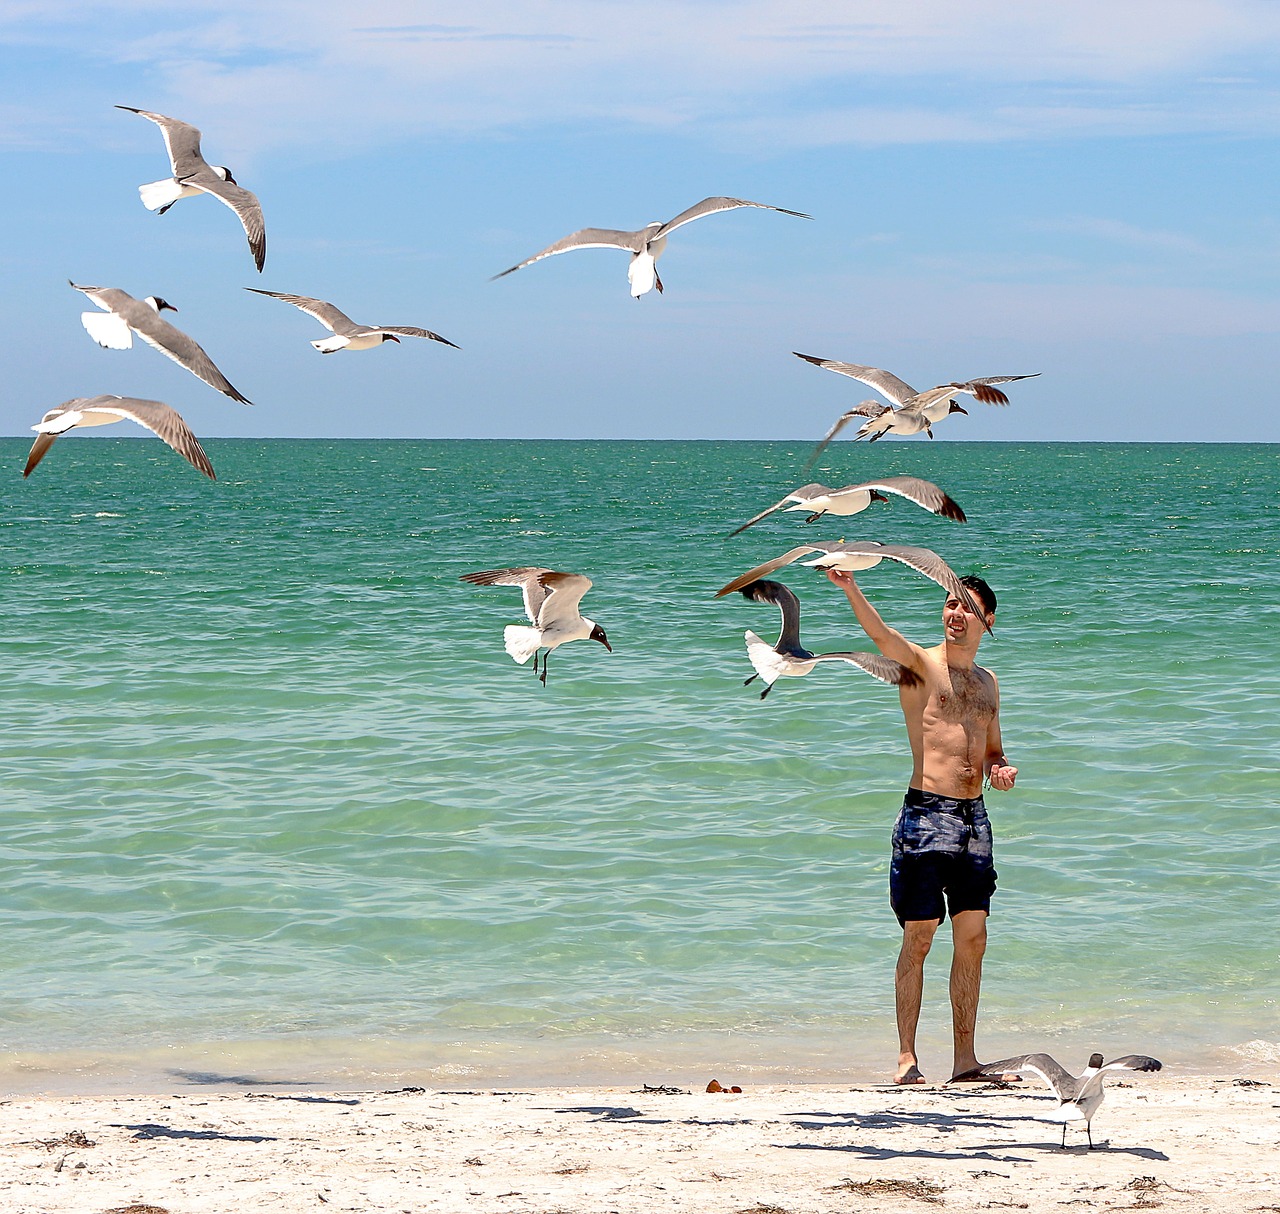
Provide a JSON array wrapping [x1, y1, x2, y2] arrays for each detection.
[[798, 551, 886, 572], [80, 310, 134, 350], [138, 178, 201, 211]]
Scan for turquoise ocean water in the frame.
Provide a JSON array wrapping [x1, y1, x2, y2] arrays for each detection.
[[1, 439, 1276, 1093]]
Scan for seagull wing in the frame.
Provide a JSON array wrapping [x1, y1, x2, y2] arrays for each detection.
[[736, 578, 804, 652], [492, 228, 646, 279], [728, 485, 829, 537], [715, 547, 825, 598], [188, 174, 266, 272], [793, 353, 918, 404], [117, 106, 206, 176], [127, 305, 251, 404], [804, 404, 888, 471], [377, 326, 461, 350], [22, 431, 59, 478], [460, 566, 555, 624], [854, 542, 990, 630], [80, 395, 215, 478], [245, 289, 357, 335], [849, 476, 967, 522], [955, 1053, 1077, 1096], [944, 373, 1040, 406], [535, 571, 594, 626], [653, 196, 811, 238], [809, 652, 922, 686]]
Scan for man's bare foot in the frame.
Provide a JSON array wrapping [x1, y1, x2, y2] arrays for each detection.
[[894, 1062, 927, 1085]]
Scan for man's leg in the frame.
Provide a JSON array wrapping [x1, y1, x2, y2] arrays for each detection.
[[895, 917, 940, 1084], [948, 908, 988, 1079]]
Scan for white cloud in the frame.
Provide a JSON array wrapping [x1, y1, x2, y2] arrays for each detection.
[[3, 1, 1280, 153]]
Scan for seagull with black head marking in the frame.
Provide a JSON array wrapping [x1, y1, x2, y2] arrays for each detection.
[[493, 196, 811, 298], [117, 106, 266, 272], [460, 567, 611, 685], [246, 289, 459, 354], [733, 579, 921, 699], [70, 282, 251, 404], [23, 395, 215, 480], [730, 475, 966, 536], [794, 352, 1038, 464], [716, 541, 990, 634], [950, 1051, 1163, 1148]]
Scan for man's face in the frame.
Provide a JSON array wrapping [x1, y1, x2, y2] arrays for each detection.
[[943, 590, 992, 643]]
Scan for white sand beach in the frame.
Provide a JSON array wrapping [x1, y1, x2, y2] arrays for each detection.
[[2, 1071, 1276, 1213]]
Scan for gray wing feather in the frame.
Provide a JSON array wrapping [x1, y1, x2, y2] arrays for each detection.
[[189, 177, 266, 272], [793, 352, 918, 404], [810, 652, 921, 687], [246, 289, 357, 334], [460, 566, 555, 623], [654, 196, 811, 238], [1102, 1055, 1162, 1073], [492, 228, 646, 278], [961, 1053, 1077, 1095], [118, 106, 205, 176], [715, 547, 824, 598], [805, 404, 888, 471], [377, 325, 461, 349], [535, 571, 593, 625], [854, 476, 967, 522]]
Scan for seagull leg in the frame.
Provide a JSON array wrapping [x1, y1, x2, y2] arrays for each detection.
[[655, 270, 664, 294], [805, 511, 824, 523], [1086, 1124, 1094, 1151], [743, 674, 758, 685], [759, 683, 773, 700], [539, 653, 549, 686]]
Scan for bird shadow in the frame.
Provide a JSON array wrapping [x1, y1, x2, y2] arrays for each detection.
[[166, 1069, 317, 1089], [112, 1123, 278, 1144], [552, 1105, 671, 1125]]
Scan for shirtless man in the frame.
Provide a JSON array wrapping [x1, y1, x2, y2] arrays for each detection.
[[827, 569, 1017, 1085]]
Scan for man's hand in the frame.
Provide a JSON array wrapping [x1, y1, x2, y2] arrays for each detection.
[[826, 569, 855, 591], [988, 764, 1017, 791]]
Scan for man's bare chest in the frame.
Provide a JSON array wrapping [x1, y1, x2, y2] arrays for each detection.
[[931, 669, 996, 725]]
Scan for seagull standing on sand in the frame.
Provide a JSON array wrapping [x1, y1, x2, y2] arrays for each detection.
[[23, 395, 215, 480], [950, 1052, 1163, 1148], [730, 475, 966, 536], [460, 567, 611, 685], [493, 196, 811, 298], [117, 106, 266, 273], [246, 290, 460, 354], [793, 352, 1038, 460], [716, 540, 990, 632], [70, 282, 251, 404], [733, 579, 921, 698]]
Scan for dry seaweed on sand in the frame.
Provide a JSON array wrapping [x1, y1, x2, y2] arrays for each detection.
[[830, 1176, 946, 1202]]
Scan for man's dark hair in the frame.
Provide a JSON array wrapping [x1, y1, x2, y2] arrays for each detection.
[[960, 575, 997, 616]]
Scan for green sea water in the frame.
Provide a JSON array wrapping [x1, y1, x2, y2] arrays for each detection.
[[0, 439, 1276, 1092]]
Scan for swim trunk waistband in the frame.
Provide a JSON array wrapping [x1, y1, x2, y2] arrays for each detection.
[[903, 787, 985, 815]]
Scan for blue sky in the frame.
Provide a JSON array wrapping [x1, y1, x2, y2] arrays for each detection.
[[2, 1, 1278, 441]]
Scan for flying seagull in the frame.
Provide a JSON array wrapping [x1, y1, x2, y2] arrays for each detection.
[[730, 475, 966, 537], [794, 352, 1038, 461], [117, 106, 266, 273], [715, 540, 990, 633], [23, 395, 215, 480], [460, 567, 611, 685], [246, 289, 460, 353], [493, 196, 811, 298], [950, 1052, 1163, 1148], [69, 282, 251, 404], [734, 579, 921, 698]]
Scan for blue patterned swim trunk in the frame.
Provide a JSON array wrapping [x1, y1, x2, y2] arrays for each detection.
[[889, 787, 998, 926]]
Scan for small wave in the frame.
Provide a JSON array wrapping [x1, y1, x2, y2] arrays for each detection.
[[1225, 1039, 1280, 1064]]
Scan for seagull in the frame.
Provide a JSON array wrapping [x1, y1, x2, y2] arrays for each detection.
[[794, 352, 1038, 460], [460, 567, 611, 685], [246, 289, 460, 354], [730, 475, 966, 537], [23, 395, 215, 480], [69, 282, 251, 404], [715, 540, 990, 633], [117, 106, 266, 273], [493, 196, 811, 298], [734, 579, 921, 699], [950, 1052, 1163, 1148]]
